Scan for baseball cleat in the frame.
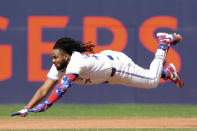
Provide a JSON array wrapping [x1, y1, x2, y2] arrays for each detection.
[[157, 32, 182, 46], [163, 63, 184, 88]]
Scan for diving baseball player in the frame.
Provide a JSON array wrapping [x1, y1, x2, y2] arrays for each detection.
[[11, 32, 184, 117]]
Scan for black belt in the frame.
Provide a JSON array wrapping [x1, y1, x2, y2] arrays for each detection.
[[103, 68, 116, 84], [111, 67, 116, 77], [103, 55, 116, 83], [105, 55, 116, 77]]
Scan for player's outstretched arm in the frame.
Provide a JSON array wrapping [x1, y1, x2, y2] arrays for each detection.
[[11, 73, 78, 117], [11, 78, 57, 117], [29, 73, 78, 113]]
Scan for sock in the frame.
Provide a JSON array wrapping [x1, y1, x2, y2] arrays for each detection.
[[161, 70, 167, 80], [158, 44, 169, 51]]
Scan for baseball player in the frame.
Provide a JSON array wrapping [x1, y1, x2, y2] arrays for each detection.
[[11, 32, 184, 117]]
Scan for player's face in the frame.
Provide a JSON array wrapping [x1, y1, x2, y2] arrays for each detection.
[[51, 49, 70, 70]]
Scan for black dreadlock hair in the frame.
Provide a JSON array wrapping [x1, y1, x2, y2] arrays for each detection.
[[53, 37, 95, 55]]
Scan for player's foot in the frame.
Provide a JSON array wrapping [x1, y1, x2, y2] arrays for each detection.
[[157, 32, 182, 46], [163, 63, 184, 88]]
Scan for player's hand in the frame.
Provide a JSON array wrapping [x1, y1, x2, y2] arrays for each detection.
[[29, 100, 52, 113], [10, 106, 30, 117]]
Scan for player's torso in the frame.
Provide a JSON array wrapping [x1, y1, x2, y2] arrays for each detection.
[[66, 51, 114, 85], [47, 50, 134, 85]]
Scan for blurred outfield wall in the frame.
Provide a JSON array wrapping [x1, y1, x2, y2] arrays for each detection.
[[0, 0, 196, 104]]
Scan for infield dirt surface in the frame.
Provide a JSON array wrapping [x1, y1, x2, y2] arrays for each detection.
[[1, 118, 197, 130]]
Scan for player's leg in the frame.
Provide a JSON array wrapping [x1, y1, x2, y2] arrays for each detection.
[[109, 32, 182, 89], [133, 32, 182, 88]]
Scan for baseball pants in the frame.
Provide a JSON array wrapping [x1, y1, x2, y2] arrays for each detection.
[[101, 49, 166, 89]]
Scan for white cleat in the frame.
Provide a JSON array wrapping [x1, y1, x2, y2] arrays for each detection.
[[163, 63, 184, 88], [157, 32, 182, 46]]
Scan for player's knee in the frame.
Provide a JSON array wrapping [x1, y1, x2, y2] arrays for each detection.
[[146, 79, 159, 89]]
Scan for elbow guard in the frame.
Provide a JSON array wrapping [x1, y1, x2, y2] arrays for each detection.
[[47, 73, 78, 103]]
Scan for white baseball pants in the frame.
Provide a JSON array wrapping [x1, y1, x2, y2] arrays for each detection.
[[101, 49, 166, 89]]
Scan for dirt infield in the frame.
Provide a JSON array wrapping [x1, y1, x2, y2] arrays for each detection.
[[1, 118, 197, 130]]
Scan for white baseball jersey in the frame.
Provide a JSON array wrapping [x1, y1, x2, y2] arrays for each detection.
[[47, 49, 166, 89], [47, 50, 115, 85]]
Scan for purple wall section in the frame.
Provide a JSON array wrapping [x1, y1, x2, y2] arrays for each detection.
[[0, 0, 196, 104]]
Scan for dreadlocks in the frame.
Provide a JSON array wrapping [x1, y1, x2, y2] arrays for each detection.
[[53, 37, 95, 55]]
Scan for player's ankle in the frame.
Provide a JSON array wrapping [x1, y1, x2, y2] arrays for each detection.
[[161, 70, 171, 80], [161, 70, 167, 80], [158, 44, 169, 51]]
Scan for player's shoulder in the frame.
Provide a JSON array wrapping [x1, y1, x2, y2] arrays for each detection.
[[47, 64, 64, 81], [71, 51, 85, 58], [71, 51, 82, 57], [99, 50, 117, 55], [66, 52, 87, 74], [70, 51, 87, 62]]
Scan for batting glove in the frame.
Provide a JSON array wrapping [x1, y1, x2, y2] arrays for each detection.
[[29, 100, 52, 113], [10, 106, 30, 117]]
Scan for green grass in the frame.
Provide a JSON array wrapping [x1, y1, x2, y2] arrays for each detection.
[[1, 104, 197, 131], [1, 104, 197, 118]]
